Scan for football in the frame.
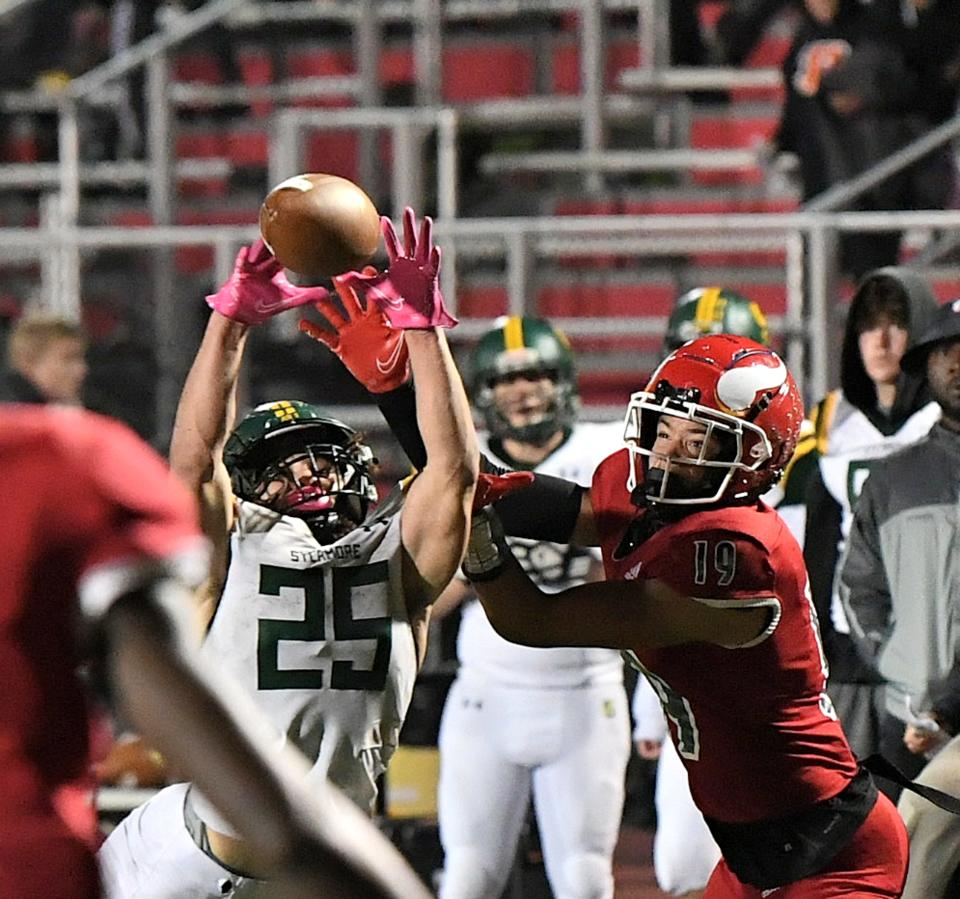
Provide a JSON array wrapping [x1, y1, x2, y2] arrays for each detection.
[[259, 173, 381, 280]]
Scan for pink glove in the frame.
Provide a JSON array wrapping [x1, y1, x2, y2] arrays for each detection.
[[338, 207, 457, 330], [205, 238, 328, 326], [299, 269, 411, 394]]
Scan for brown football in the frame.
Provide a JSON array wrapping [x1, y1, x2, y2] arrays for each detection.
[[259, 173, 381, 280]]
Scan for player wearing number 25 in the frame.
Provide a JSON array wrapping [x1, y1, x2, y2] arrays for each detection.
[[464, 335, 909, 898], [99, 210, 477, 898]]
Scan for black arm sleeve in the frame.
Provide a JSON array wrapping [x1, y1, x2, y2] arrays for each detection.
[[375, 383, 585, 543], [494, 473, 584, 544], [374, 383, 427, 471]]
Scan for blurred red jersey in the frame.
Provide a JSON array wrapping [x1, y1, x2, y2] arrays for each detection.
[[592, 449, 858, 823], [0, 406, 202, 898]]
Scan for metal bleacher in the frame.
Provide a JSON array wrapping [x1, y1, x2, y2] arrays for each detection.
[[0, 0, 959, 446]]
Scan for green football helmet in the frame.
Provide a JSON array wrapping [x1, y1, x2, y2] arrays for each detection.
[[223, 400, 378, 544], [663, 287, 770, 354], [470, 316, 579, 446]]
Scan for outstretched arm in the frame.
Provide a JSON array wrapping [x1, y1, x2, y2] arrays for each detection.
[[169, 312, 248, 496], [399, 327, 479, 604], [171, 238, 325, 495], [368, 209, 479, 606], [306, 209, 480, 616], [464, 510, 770, 651], [170, 241, 327, 618]]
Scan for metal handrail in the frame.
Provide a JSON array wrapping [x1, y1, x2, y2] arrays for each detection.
[[0, 158, 230, 189], [620, 66, 782, 92], [63, 0, 249, 101], [269, 106, 461, 222], [0, 84, 123, 113], [169, 76, 362, 106], [479, 147, 762, 174], [230, 0, 641, 25], [14, 208, 960, 392]]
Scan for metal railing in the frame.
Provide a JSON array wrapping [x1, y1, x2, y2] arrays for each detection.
[[479, 147, 763, 175], [620, 66, 782, 92], [6, 208, 960, 439]]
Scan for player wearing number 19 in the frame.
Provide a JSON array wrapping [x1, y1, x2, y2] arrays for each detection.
[[99, 210, 477, 897], [463, 335, 909, 897]]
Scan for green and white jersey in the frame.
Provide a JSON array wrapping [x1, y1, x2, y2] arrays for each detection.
[[458, 422, 626, 689], [199, 489, 416, 817]]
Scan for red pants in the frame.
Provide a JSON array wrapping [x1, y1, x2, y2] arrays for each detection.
[[704, 791, 908, 898]]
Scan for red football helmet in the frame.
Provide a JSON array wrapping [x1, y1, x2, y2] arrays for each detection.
[[624, 335, 803, 505]]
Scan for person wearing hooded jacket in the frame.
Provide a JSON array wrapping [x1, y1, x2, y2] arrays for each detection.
[[797, 266, 939, 794], [840, 301, 960, 840]]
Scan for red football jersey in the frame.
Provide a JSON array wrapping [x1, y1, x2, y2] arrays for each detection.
[[0, 407, 201, 894], [593, 449, 858, 823]]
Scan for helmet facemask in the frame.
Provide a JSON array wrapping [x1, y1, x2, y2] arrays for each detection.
[[471, 317, 579, 447], [623, 380, 774, 507], [478, 367, 579, 447], [227, 418, 378, 545]]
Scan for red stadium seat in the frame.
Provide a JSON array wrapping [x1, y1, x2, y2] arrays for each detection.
[[303, 132, 360, 183], [689, 115, 778, 186], [108, 211, 153, 228], [174, 209, 257, 273], [551, 37, 641, 94], [619, 197, 796, 267], [174, 132, 230, 198], [237, 49, 275, 117], [175, 132, 227, 159], [552, 198, 623, 268], [697, 1, 728, 29], [578, 368, 651, 406], [443, 42, 535, 101], [379, 47, 415, 87], [226, 129, 269, 168], [622, 196, 798, 216], [173, 51, 225, 84], [724, 281, 788, 315], [537, 282, 676, 318], [456, 286, 509, 319], [286, 49, 355, 108], [2, 126, 39, 164]]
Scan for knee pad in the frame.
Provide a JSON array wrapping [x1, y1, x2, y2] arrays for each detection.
[[553, 851, 613, 899], [440, 848, 509, 899]]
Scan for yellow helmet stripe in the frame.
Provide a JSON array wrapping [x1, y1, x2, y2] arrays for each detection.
[[503, 316, 525, 351], [695, 287, 723, 330]]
